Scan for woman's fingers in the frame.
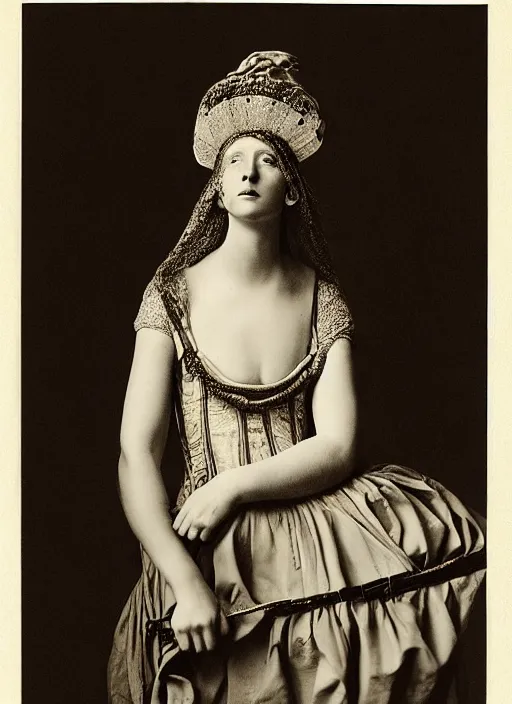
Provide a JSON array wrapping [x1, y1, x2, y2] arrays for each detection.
[[201, 626, 215, 651], [174, 512, 192, 537], [174, 513, 211, 541], [219, 610, 230, 637], [174, 629, 191, 652], [190, 631, 203, 653], [199, 526, 211, 542], [178, 515, 203, 541], [175, 624, 216, 653], [173, 617, 228, 654], [186, 525, 200, 541], [172, 508, 185, 532], [199, 615, 227, 651], [173, 506, 207, 540]]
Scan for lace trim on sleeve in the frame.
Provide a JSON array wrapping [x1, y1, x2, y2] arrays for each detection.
[[316, 280, 354, 350], [134, 277, 175, 338]]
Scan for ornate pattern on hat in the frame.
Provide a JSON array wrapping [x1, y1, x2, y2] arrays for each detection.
[[193, 51, 325, 169]]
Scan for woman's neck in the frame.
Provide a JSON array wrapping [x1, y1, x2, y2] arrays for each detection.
[[216, 215, 286, 284]]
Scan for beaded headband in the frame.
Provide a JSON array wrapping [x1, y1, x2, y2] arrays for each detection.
[[193, 51, 325, 170]]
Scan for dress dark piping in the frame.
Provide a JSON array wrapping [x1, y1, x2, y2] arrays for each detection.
[[156, 271, 346, 411]]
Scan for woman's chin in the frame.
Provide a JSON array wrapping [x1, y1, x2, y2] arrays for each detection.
[[228, 205, 283, 224]]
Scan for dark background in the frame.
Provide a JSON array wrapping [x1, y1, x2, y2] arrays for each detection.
[[22, 4, 487, 703]]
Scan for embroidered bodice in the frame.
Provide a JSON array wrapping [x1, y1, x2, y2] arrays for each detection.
[[134, 270, 353, 507]]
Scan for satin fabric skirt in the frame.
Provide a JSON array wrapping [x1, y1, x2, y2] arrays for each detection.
[[107, 466, 486, 704]]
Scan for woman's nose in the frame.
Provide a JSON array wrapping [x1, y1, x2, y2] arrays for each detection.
[[242, 159, 259, 183]]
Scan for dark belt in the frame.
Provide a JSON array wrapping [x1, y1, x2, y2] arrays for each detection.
[[146, 548, 486, 657]]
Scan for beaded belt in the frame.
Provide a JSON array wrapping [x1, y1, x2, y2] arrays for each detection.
[[146, 549, 485, 658]]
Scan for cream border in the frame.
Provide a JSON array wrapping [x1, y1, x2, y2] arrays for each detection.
[[487, 0, 512, 702], [0, 0, 21, 702]]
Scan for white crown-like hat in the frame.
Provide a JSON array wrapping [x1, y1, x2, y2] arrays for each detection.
[[193, 51, 326, 169]]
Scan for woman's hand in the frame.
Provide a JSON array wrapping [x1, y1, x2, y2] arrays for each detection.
[[171, 579, 229, 652], [173, 473, 240, 542]]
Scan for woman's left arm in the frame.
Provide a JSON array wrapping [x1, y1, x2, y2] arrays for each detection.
[[173, 338, 356, 541], [232, 337, 357, 503]]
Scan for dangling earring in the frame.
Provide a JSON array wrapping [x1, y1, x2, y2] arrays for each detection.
[[285, 189, 298, 207]]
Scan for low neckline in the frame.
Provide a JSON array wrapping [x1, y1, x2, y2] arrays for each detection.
[[174, 268, 320, 390]]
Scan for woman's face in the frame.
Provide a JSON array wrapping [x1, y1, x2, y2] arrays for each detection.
[[219, 136, 288, 222]]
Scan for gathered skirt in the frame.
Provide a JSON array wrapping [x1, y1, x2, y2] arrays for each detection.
[[107, 465, 486, 704]]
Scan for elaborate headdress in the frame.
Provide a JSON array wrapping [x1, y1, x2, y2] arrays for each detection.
[[193, 51, 325, 169], [154, 51, 339, 290]]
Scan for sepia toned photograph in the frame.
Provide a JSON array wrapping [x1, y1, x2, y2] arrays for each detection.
[[22, 4, 487, 703]]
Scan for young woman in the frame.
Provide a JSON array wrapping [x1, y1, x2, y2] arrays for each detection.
[[108, 51, 485, 704]]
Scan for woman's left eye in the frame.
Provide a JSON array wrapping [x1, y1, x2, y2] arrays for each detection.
[[262, 157, 277, 166]]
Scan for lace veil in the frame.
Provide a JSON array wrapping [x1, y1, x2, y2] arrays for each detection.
[[153, 130, 340, 293]]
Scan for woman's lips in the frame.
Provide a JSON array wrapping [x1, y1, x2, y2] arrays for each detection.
[[238, 190, 260, 197]]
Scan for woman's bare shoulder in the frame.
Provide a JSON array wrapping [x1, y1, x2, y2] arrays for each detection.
[[284, 258, 316, 296], [181, 254, 219, 300]]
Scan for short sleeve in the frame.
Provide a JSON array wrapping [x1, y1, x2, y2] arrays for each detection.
[[317, 280, 354, 347], [133, 277, 175, 338]]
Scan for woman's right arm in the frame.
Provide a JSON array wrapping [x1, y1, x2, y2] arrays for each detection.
[[118, 327, 228, 651]]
